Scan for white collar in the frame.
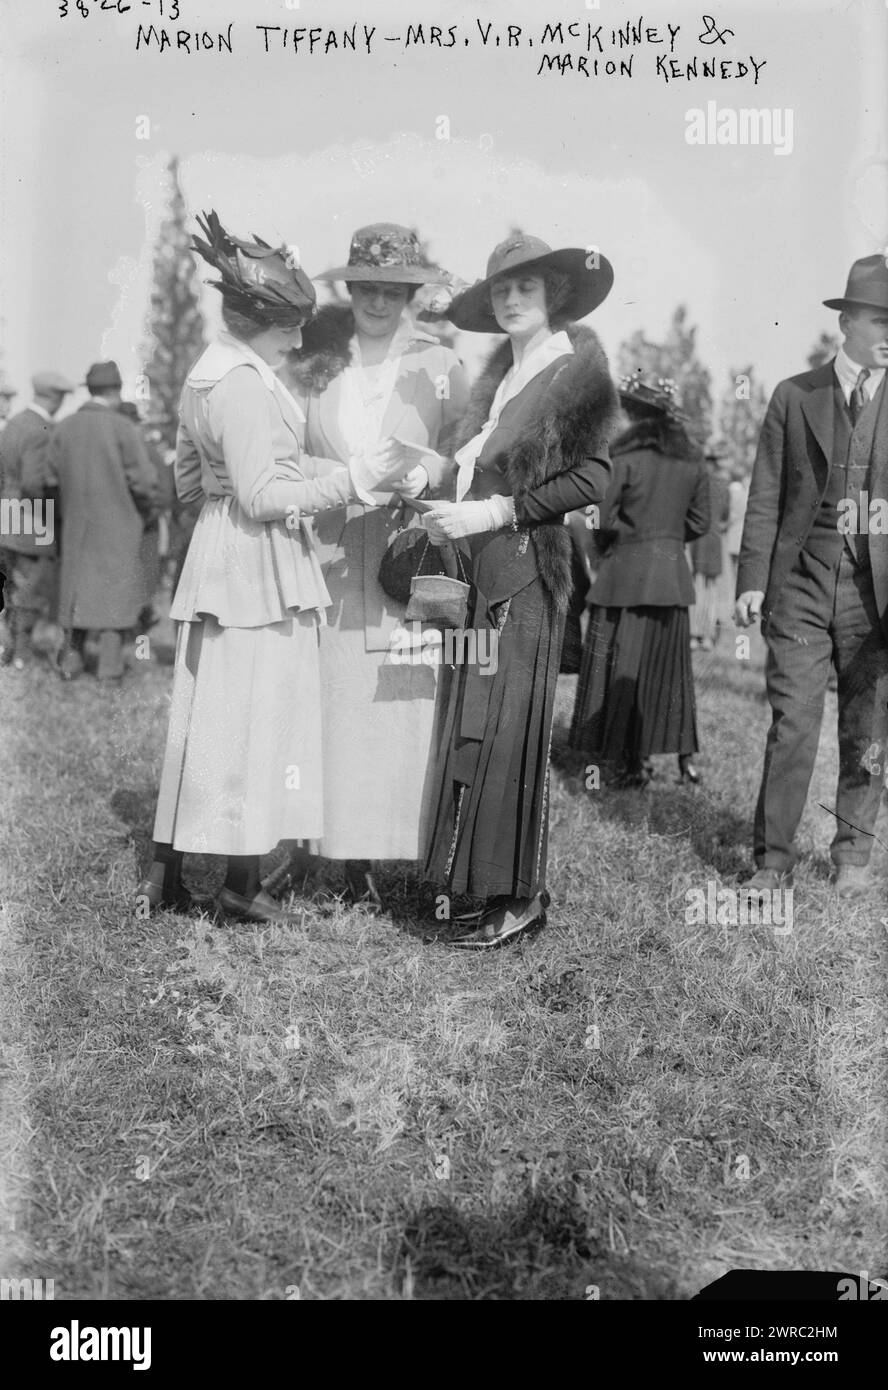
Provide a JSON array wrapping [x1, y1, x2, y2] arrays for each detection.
[[506, 329, 574, 380], [188, 331, 305, 422], [453, 330, 574, 499], [834, 345, 885, 400], [28, 401, 52, 422]]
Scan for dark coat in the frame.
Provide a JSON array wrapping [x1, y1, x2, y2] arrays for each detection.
[[454, 326, 620, 612], [0, 407, 58, 556], [588, 443, 710, 607], [689, 472, 730, 578], [737, 361, 888, 633], [46, 401, 158, 629]]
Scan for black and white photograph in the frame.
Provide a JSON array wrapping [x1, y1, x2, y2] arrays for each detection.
[[1, 0, 887, 1343]]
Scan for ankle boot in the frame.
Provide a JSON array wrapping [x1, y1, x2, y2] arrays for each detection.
[[344, 860, 383, 910], [136, 843, 193, 914]]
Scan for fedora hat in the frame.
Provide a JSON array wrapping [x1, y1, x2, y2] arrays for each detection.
[[823, 253, 888, 312], [317, 224, 449, 286], [84, 361, 123, 390], [448, 232, 614, 334]]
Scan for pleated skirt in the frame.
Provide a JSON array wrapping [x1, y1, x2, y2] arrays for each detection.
[[153, 612, 324, 855], [423, 578, 563, 899], [569, 604, 698, 761]]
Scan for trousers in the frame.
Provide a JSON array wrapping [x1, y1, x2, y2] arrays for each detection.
[[755, 548, 888, 869]]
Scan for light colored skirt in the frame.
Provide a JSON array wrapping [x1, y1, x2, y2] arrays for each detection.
[[153, 612, 323, 855], [314, 622, 438, 860]]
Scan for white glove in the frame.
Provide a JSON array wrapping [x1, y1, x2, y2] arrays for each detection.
[[349, 439, 412, 504], [421, 495, 515, 544], [391, 464, 429, 498]]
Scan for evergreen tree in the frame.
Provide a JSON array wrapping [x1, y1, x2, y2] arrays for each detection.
[[618, 305, 713, 448], [717, 364, 769, 477], [807, 331, 840, 370], [141, 156, 206, 451]]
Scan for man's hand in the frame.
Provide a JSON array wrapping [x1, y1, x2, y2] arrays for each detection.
[[734, 590, 765, 627]]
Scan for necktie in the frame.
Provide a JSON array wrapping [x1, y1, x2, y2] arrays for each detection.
[[849, 367, 871, 426]]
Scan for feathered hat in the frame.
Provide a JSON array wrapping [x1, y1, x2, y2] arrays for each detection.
[[191, 210, 316, 327]]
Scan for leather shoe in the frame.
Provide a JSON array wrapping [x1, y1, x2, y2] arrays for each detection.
[[215, 886, 300, 924], [135, 878, 194, 916], [448, 892, 549, 949], [739, 868, 794, 893], [261, 847, 319, 899], [832, 864, 871, 900]]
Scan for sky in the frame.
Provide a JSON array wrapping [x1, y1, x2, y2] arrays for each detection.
[[1, 0, 887, 417]]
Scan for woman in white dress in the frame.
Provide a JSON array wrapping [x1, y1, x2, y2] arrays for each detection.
[[136, 213, 409, 923], [272, 224, 469, 906]]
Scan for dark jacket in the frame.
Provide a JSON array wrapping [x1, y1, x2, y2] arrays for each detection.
[[689, 472, 730, 578], [46, 401, 158, 629], [0, 407, 57, 556], [453, 325, 620, 613], [737, 361, 888, 633], [587, 442, 710, 607]]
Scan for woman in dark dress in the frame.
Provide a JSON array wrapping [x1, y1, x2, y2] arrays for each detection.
[[569, 376, 710, 787], [420, 233, 619, 948]]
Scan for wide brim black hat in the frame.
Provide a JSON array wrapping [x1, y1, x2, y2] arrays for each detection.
[[448, 234, 614, 334]]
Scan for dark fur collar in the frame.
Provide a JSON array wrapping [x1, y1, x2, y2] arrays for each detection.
[[287, 305, 355, 394], [459, 326, 619, 612]]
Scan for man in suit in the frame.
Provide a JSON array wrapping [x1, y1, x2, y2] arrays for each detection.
[[736, 255, 888, 898], [0, 382, 17, 433], [0, 370, 75, 669], [47, 361, 158, 682]]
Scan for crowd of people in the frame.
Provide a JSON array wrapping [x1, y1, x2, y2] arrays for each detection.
[[0, 362, 188, 679], [3, 218, 887, 932]]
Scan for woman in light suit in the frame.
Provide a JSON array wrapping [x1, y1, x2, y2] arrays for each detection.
[[274, 224, 469, 906], [137, 213, 407, 923]]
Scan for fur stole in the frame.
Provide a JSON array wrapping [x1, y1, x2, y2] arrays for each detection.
[[287, 305, 355, 395], [456, 325, 620, 612]]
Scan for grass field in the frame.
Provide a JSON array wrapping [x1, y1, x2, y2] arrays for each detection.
[[1, 627, 886, 1300]]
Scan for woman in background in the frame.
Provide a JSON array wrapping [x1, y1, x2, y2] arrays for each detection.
[[570, 376, 710, 787]]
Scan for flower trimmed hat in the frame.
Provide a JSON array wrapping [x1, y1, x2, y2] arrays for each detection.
[[618, 373, 689, 423], [316, 223, 450, 286], [191, 210, 316, 327]]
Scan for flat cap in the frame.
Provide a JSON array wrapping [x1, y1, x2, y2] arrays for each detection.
[[32, 370, 76, 394]]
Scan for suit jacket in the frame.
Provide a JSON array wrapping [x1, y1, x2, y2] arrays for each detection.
[[737, 360, 888, 633], [588, 445, 710, 608], [297, 337, 469, 651], [46, 401, 159, 629], [689, 473, 730, 578], [0, 407, 57, 556]]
